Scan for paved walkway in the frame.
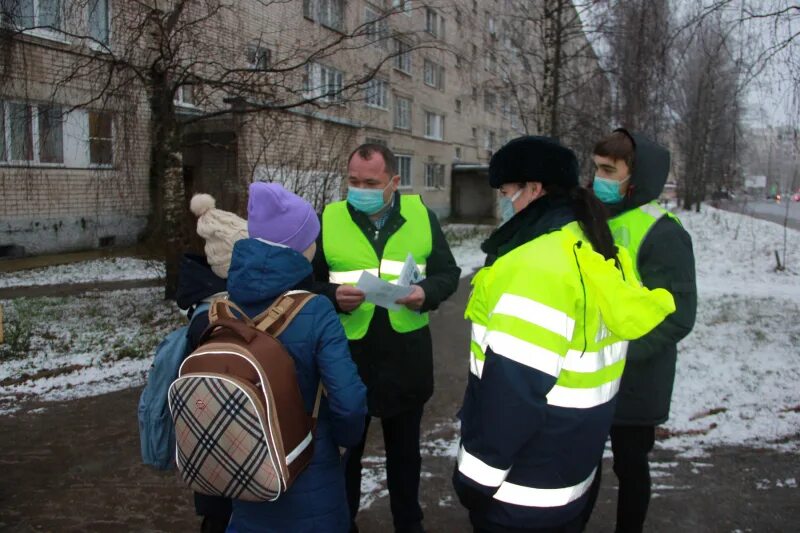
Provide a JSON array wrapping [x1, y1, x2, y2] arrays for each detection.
[[0, 279, 797, 531]]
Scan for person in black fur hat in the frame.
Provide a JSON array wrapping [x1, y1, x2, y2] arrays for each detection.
[[452, 135, 677, 532]]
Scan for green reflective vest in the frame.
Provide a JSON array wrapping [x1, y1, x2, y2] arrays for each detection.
[[464, 221, 676, 407], [322, 195, 433, 340], [608, 201, 682, 282]]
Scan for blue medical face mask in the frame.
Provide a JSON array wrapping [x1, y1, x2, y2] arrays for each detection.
[[593, 175, 629, 204], [499, 188, 524, 224], [347, 183, 391, 215]]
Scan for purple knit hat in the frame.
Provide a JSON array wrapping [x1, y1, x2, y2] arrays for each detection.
[[247, 182, 320, 253]]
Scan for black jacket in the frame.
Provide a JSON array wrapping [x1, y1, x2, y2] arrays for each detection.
[[606, 131, 697, 426], [312, 192, 461, 417], [175, 254, 233, 521]]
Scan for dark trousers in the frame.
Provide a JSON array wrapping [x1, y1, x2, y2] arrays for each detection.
[[583, 425, 656, 533], [346, 406, 425, 532]]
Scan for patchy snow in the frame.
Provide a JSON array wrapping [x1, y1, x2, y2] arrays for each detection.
[[443, 224, 493, 278], [660, 206, 800, 454], [0, 288, 183, 414], [0, 257, 165, 288], [0, 205, 797, 461]]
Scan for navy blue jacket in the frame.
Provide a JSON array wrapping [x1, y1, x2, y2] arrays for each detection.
[[223, 239, 367, 533]]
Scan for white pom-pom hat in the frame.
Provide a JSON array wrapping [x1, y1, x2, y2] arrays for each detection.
[[190, 193, 248, 279]]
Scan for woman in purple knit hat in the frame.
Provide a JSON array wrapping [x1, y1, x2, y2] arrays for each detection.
[[221, 182, 367, 533]]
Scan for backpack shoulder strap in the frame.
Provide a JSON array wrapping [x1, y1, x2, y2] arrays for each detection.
[[254, 290, 317, 336], [208, 298, 254, 326]]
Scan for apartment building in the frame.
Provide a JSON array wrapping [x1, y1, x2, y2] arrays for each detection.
[[0, 0, 573, 257]]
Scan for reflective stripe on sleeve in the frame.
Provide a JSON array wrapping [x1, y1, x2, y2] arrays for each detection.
[[329, 269, 379, 284], [493, 468, 597, 508], [484, 330, 563, 377], [492, 293, 575, 340], [457, 445, 510, 488], [561, 341, 628, 373], [546, 378, 621, 409]]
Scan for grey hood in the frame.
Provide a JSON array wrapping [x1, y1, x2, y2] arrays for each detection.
[[618, 129, 671, 211]]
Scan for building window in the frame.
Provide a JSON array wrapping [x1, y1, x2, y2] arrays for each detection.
[[305, 63, 344, 103], [485, 51, 496, 72], [303, 0, 344, 32], [424, 111, 443, 140], [488, 15, 496, 35], [423, 59, 444, 90], [6, 102, 33, 161], [472, 87, 478, 101], [0, 101, 66, 164], [38, 106, 63, 163], [484, 129, 495, 150], [394, 39, 412, 74], [425, 8, 444, 39], [455, 146, 461, 159], [365, 78, 388, 109], [394, 96, 411, 130], [89, 111, 113, 165], [364, 5, 389, 48], [0, 104, 5, 161], [471, 127, 477, 138], [484, 91, 496, 113], [455, 99, 462, 114], [392, 0, 412, 15], [174, 85, 196, 107], [425, 162, 445, 189], [4, 0, 62, 31], [246, 45, 272, 70], [472, 43, 478, 58], [88, 0, 109, 45], [397, 154, 412, 188], [364, 137, 387, 146]]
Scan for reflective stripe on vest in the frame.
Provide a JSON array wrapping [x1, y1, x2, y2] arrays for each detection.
[[608, 201, 682, 282], [456, 443, 597, 508], [322, 195, 433, 340]]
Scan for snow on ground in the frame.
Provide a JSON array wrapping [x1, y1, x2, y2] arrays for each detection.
[[0, 288, 183, 414], [0, 206, 798, 456], [0, 257, 164, 289]]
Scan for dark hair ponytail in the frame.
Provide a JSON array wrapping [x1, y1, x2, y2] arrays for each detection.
[[544, 184, 617, 261]]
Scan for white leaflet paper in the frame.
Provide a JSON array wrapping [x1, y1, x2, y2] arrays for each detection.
[[355, 271, 413, 310], [398, 252, 424, 286]]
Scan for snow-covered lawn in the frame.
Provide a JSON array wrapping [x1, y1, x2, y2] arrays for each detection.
[[1, 206, 798, 458], [0, 257, 164, 289]]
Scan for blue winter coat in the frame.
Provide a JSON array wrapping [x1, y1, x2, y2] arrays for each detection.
[[224, 238, 367, 533]]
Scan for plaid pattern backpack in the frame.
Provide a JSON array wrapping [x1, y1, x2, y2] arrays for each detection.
[[168, 291, 322, 502]]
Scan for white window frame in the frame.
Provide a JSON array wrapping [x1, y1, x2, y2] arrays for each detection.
[[365, 78, 389, 110], [87, 0, 111, 49], [425, 8, 444, 39], [246, 44, 272, 71], [3, 0, 67, 42], [0, 100, 66, 166], [174, 85, 198, 108], [393, 38, 412, 74], [484, 129, 495, 150], [88, 110, 113, 167], [305, 63, 345, 104], [394, 95, 411, 130], [303, 0, 345, 32], [364, 5, 389, 48], [392, 0, 412, 16], [396, 154, 412, 188], [424, 111, 444, 140], [424, 162, 445, 189], [423, 59, 444, 90], [484, 91, 496, 113]]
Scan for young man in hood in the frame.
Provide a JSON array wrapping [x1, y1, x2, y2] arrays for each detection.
[[584, 130, 697, 532]]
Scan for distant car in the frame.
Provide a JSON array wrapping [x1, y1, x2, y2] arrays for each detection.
[[793, 192, 800, 202]]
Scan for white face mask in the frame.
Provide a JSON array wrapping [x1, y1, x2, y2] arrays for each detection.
[[499, 188, 525, 223]]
